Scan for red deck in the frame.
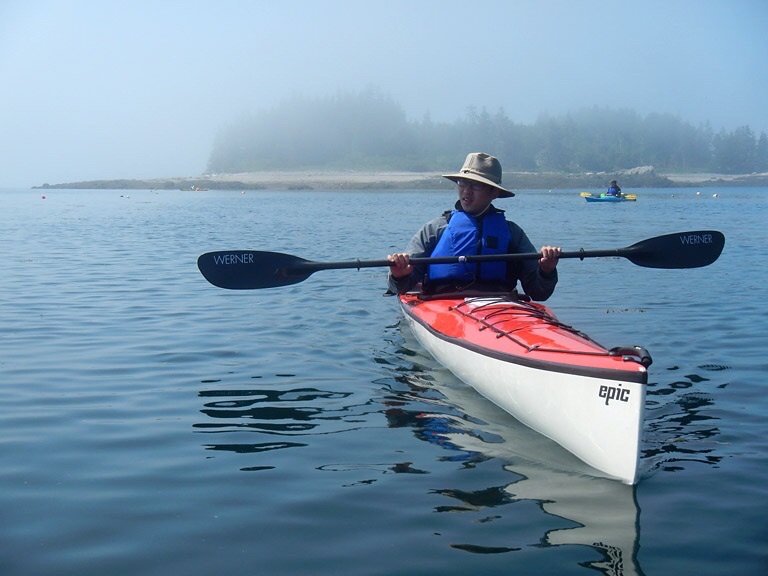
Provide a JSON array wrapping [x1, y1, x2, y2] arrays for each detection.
[[400, 294, 648, 383]]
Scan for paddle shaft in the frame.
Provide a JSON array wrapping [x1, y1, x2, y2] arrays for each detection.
[[292, 249, 623, 274]]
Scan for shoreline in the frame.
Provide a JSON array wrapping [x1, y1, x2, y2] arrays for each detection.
[[32, 169, 768, 190]]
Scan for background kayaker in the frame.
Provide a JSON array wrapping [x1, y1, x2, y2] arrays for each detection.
[[387, 152, 561, 300], [606, 179, 622, 197]]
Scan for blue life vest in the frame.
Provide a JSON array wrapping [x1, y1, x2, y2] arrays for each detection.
[[428, 210, 511, 284]]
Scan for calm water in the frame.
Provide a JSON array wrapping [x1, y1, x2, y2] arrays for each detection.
[[1, 186, 766, 575]]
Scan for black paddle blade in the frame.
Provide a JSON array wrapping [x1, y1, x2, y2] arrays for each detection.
[[621, 230, 725, 269], [197, 251, 313, 289]]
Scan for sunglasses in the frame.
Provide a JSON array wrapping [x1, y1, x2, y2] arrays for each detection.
[[456, 179, 490, 193]]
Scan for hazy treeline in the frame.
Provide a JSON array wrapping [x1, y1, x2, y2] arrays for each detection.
[[208, 89, 768, 175]]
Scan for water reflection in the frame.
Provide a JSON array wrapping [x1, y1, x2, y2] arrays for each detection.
[[193, 380, 361, 469], [197, 387, 348, 431], [384, 405, 491, 467], [643, 364, 727, 473]]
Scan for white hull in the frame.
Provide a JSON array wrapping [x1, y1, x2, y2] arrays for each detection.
[[403, 313, 645, 484]]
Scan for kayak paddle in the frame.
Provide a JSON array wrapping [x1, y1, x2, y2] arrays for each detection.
[[197, 230, 725, 290]]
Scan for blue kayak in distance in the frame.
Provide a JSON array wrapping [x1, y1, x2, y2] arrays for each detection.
[[582, 192, 637, 203]]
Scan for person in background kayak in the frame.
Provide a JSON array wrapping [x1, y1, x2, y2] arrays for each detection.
[[606, 179, 622, 197], [387, 152, 561, 300]]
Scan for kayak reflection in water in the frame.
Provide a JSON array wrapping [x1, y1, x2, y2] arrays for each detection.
[[387, 152, 561, 299]]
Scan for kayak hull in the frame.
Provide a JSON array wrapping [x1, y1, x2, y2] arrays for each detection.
[[399, 293, 649, 484], [584, 194, 636, 202]]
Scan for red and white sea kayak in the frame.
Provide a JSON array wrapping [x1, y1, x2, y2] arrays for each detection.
[[399, 292, 651, 484]]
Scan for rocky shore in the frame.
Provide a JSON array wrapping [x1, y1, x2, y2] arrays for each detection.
[[33, 167, 768, 191]]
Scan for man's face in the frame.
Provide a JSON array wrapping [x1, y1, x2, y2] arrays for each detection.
[[456, 179, 498, 215]]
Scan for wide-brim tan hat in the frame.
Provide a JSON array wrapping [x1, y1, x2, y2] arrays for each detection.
[[442, 152, 514, 198]]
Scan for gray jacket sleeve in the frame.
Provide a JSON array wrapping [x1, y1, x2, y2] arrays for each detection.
[[506, 221, 558, 301]]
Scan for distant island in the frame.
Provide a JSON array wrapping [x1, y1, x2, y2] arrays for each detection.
[[35, 92, 768, 191], [33, 166, 768, 191]]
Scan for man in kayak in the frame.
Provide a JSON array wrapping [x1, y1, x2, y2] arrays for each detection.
[[387, 152, 561, 300], [606, 179, 622, 197]]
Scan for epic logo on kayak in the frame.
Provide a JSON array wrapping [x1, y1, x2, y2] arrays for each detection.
[[213, 253, 254, 265], [598, 384, 630, 406], [679, 233, 713, 245]]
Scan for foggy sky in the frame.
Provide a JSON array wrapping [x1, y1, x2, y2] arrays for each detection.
[[2, 0, 767, 187]]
